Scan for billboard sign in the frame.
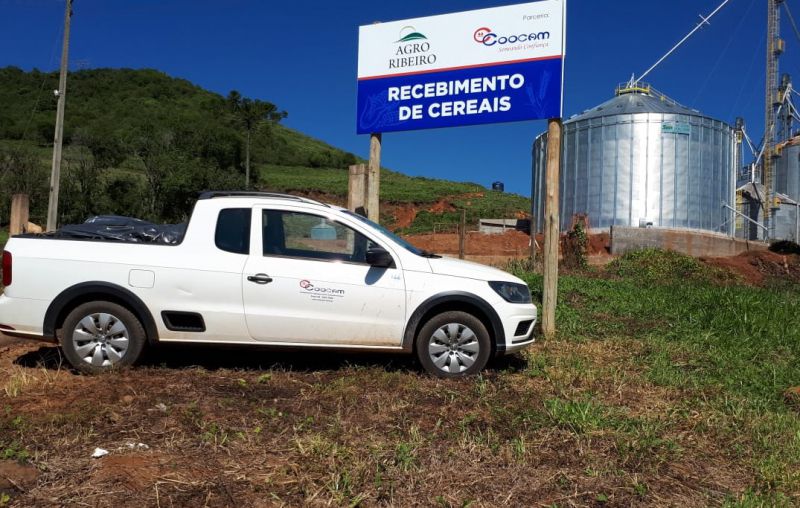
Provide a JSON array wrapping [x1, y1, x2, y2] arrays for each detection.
[[356, 0, 566, 134]]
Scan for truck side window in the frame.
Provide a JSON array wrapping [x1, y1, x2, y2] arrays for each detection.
[[215, 208, 251, 254], [262, 210, 374, 263]]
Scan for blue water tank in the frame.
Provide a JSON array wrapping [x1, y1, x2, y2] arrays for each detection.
[[492, 181, 504, 192]]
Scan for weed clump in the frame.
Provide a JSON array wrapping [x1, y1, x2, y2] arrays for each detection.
[[607, 248, 731, 284], [562, 217, 588, 270]]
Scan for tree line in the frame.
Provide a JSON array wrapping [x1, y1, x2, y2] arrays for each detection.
[[0, 67, 357, 226]]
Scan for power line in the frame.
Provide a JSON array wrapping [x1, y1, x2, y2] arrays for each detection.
[[21, 16, 64, 142], [728, 29, 765, 120], [635, 0, 733, 83], [784, 1, 800, 45], [692, 0, 757, 107]]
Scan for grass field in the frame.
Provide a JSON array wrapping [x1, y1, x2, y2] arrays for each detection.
[[0, 250, 798, 506], [260, 163, 511, 204], [259, 164, 532, 232]]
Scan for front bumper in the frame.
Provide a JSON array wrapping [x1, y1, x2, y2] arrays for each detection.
[[496, 304, 537, 355]]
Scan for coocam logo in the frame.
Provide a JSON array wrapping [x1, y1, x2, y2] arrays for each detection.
[[299, 279, 345, 295], [473, 26, 550, 46]]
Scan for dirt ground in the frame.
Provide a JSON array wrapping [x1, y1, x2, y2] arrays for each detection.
[[1, 238, 797, 506], [0, 335, 758, 507], [402, 230, 611, 267], [402, 231, 800, 285], [405, 230, 532, 257]]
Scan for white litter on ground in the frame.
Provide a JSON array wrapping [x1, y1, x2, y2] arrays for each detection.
[[91, 448, 109, 458]]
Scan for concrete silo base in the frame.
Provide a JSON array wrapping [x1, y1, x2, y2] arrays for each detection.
[[610, 227, 768, 258]]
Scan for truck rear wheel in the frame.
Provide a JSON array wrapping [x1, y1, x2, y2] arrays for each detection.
[[415, 311, 491, 378], [61, 301, 146, 374]]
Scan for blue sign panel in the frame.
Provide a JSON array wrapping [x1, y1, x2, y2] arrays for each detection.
[[357, 57, 563, 134]]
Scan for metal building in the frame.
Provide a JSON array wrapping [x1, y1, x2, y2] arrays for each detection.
[[775, 139, 800, 241], [532, 84, 737, 235], [737, 138, 800, 242]]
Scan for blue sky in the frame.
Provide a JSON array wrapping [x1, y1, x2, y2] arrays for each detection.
[[0, 0, 793, 196]]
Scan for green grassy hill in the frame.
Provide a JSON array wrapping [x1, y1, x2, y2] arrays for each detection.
[[0, 67, 530, 231]]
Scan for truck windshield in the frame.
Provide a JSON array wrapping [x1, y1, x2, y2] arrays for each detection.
[[342, 210, 425, 256]]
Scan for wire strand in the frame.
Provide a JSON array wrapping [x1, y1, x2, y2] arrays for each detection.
[[635, 0, 733, 83], [692, 0, 757, 107], [20, 4, 65, 142], [784, 1, 800, 45]]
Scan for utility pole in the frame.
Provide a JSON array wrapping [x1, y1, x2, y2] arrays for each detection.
[[245, 130, 251, 190], [46, 0, 73, 232]]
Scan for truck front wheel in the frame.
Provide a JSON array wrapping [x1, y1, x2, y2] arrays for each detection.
[[415, 311, 491, 378], [61, 301, 146, 374]]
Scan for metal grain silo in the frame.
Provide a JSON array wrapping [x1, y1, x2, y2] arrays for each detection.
[[532, 84, 737, 235]]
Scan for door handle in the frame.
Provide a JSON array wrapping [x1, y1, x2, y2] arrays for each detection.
[[247, 273, 273, 285]]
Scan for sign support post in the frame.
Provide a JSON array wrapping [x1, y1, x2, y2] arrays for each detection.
[[367, 133, 382, 223], [542, 118, 562, 338]]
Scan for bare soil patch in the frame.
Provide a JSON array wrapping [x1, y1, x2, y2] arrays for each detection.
[[387, 203, 417, 229], [0, 460, 39, 496], [586, 232, 610, 255], [384, 198, 457, 230], [701, 250, 800, 285], [405, 229, 531, 257]]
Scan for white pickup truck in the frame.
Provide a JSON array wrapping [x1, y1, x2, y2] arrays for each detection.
[[0, 192, 536, 378]]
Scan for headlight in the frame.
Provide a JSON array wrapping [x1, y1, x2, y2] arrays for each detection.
[[488, 281, 532, 304]]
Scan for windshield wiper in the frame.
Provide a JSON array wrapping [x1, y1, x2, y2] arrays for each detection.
[[419, 250, 442, 259]]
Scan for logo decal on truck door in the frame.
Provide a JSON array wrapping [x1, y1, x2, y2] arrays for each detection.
[[299, 279, 345, 302]]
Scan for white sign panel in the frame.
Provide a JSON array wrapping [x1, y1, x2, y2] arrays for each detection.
[[357, 1, 565, 133]]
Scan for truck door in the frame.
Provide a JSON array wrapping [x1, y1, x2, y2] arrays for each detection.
[[242, 207, 406, 346]]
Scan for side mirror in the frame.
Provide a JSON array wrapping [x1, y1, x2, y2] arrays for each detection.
[[366, 247, 394, 268]]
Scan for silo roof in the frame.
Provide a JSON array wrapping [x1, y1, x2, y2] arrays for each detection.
[[566, 92, 701, 123]]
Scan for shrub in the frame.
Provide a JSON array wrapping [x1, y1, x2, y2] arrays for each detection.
[[562, 216, 588, 269], [769, 240, 800, 255], [607, 248, 731, 285]]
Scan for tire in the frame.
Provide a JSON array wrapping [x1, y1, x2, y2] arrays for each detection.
[[415, 310, 492, 378], [60, 301, 146, 374]]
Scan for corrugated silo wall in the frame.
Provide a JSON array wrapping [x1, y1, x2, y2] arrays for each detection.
[[532, 113, 736, 235], [776, 144, 800, 202], [774, 144, 800, 241]]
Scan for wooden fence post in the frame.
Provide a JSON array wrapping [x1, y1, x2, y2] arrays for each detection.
[[458, 209, 466, 260], [347, 164, 367, 212], [542, 119, 562, 339], [10, 194, 30, 236]]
